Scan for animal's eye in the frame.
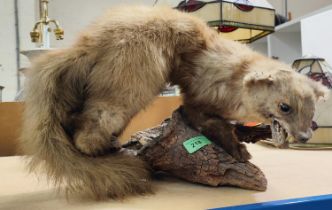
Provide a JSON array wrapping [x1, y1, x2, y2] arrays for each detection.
[[279, 103, 291, 114]]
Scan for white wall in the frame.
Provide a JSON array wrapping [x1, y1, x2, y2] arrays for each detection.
[[267, 0, 332, 19], [268, 31, 302, 64], [249, 38, 268, 55], [266, 20, 303, 64], [0, 0, 36, 101], [301, 9, 332, 65], [48, 0, 155, 48], [267, 0, 285, 16], [0, 0, 17, 101], [287, 0, 332, 19], [19, 0, 38, 68]]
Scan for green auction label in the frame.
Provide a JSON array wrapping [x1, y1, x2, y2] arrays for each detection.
[[183, 135, 212, 154]]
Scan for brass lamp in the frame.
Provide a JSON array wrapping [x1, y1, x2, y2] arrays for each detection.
[[176, 0, 275, 43], [30, 0, 64, 47]]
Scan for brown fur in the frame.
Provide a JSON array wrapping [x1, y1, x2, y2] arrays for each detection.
[[20, 6, 329, 199]]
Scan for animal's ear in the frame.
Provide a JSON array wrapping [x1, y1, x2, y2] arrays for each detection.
[[309, 80, 330, 101], [243, 71, 274, 87]]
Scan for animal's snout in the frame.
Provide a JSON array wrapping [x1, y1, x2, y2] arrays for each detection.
[[298, 135, 310, 143], [296, 130, 313, 143]]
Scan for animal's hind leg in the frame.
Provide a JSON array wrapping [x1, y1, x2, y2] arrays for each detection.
[[73, 100, 130, 155]]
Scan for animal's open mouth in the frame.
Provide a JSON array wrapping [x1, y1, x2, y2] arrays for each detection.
[[270, 119, 289, 147]]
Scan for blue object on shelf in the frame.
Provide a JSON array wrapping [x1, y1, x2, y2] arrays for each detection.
[[210, 194, 332, 210]]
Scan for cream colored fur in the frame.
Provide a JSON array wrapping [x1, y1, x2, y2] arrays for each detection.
[[20, 6, 329, 199]]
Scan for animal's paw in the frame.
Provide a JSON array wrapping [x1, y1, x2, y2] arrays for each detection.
[[231, 143, 251, 162], [73, 130, 121, 156]]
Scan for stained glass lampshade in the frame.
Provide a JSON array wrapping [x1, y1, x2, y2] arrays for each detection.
[[291, 57, 332, 149], [292, 56, 332, 89], [176, 0, 275, 43]]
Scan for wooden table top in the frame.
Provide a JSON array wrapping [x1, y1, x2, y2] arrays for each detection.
[[0, 144, 331, 210]]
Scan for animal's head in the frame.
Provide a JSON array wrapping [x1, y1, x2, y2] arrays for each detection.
[[242, 59, 329, 143]]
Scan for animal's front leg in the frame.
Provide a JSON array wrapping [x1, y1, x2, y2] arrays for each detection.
[[182, 106, 251, 162], [200, 119, 251, 162]]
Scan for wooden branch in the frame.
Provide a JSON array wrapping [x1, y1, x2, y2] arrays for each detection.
[[123, 108, 268, 191]]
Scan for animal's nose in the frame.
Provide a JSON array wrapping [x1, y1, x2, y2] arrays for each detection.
[[298, 136, 309, 143], [297, 131, 312, 143]]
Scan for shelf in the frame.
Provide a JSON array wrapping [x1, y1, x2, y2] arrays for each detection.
[[250, 4, 332, 65]]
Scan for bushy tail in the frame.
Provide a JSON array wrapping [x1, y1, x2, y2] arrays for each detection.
[[20, 49, 151, 199]]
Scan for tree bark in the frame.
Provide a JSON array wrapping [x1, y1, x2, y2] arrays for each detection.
[[123, 107, 269, 191]]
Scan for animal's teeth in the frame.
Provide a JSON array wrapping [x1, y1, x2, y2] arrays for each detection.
[[270, 119, 288, 147]]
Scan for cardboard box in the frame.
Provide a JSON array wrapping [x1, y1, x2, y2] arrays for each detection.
[[0, 102, 24, 156], [0, 97, 182, 156]]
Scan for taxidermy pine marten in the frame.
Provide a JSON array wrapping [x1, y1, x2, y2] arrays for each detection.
[[20, 6, 328, 199]]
